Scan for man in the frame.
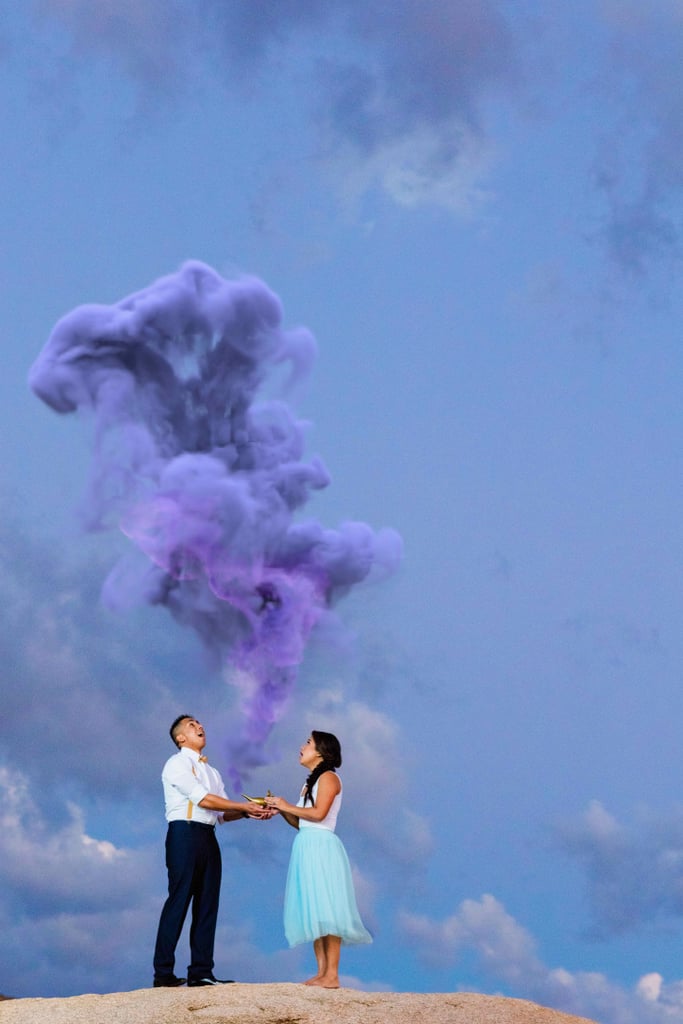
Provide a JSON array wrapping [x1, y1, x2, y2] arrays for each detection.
[[153, 715, 272, 988]]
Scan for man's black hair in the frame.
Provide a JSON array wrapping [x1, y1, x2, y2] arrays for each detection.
[[170, 714, 194, 748]]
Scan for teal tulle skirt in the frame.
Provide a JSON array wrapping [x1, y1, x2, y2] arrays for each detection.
[[283, 827, 373, 947]]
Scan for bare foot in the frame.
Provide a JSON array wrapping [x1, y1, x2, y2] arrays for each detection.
[[308, 976, 340, 988], [303, 975, 323, 986]]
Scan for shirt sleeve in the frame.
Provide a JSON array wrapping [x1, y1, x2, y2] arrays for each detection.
[[162, 756, 209, 807], [207, 766, 228, 823], [211, 766, 228, 800]]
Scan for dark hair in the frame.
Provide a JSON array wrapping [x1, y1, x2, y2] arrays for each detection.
[[303, 730, 342, 806], [170, 714, 193, 748]]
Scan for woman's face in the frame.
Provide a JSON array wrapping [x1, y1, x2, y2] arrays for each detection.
[[299, 735, 322, 769]]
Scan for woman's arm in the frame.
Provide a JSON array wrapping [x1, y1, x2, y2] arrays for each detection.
[[279, 809, 300, 830], [267, 771, 340, 823]]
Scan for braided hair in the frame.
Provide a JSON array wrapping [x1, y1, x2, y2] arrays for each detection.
[[303, 730, 342, 806]]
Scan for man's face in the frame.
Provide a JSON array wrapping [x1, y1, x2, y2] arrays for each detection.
[[176, 718, 206, 752]]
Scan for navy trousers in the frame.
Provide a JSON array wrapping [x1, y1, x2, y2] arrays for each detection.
[[153, 821, 222, 982]]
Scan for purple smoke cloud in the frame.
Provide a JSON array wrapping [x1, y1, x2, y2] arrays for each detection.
[[29, 260, 401, 782]]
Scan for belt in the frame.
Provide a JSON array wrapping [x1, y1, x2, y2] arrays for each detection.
[[168, 820, 215, 830]]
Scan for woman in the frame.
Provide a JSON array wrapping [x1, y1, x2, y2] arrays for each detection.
[[266, 731, 372, 987]]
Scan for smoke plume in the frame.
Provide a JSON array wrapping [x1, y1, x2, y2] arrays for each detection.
[[29, 260, 401, 781]]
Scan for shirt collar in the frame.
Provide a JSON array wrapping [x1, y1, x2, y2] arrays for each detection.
[[180, 747, 202, 763]]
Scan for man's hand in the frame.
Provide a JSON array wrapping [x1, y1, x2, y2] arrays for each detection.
[[246, 805, 278, 820]]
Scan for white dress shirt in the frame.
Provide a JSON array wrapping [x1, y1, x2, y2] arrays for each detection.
[[161, 747, 228, 825]]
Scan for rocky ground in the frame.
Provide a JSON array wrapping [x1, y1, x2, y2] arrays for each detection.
[[0, 983, 598, 1024]]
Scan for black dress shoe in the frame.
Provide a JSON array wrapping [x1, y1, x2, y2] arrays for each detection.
[[187, 976, 234, 986], [153, 975, 186, 987]]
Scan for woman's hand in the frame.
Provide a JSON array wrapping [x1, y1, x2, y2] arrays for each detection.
[[265, 794, 288, 812], [265, 795, 300, 830]]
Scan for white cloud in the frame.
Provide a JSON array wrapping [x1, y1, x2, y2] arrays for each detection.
[[23, 0, 683, 248], [554, 800, 683, 936], [328, 121, 496, 217], [0, 766, 154, 914], [0, 499, 214, 800], [0, 763, 164, 996], [399, 894, 683, 1024], [638, 973, 664, 1002], [399, 894, 542, 983], [26, 0, 515, 217]]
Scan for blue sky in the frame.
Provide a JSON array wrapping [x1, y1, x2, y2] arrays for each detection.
[[2, 3, 683, 1021]]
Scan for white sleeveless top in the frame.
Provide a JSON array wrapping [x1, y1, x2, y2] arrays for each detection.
[[297, 774, 342, 832]]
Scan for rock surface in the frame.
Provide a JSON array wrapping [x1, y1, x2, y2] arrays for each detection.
[[0, 983, 597, 1024]]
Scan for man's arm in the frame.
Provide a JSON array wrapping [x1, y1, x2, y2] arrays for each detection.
[[163, 756, 271, 821], [198, 793, 271, 820]]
